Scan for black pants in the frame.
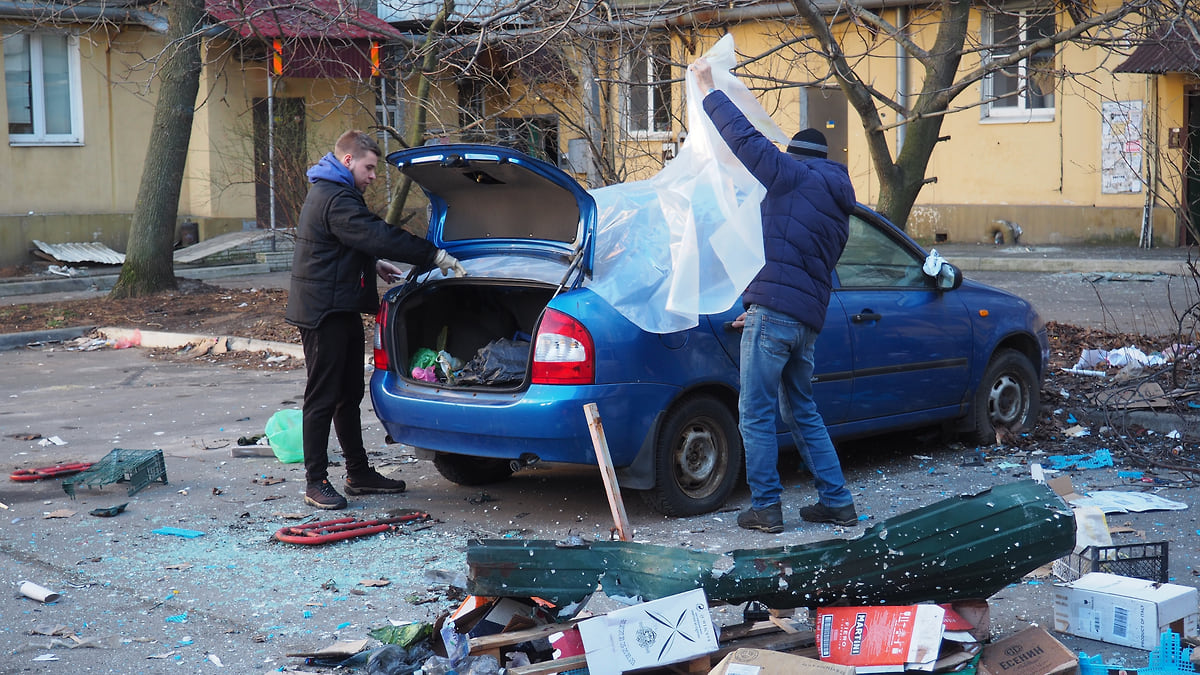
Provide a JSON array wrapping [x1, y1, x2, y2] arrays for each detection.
[[300, 312, 370, 483]]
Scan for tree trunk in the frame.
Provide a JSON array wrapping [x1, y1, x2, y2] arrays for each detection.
[[384, 0, 454, 233], [109, 0, 205, 299]]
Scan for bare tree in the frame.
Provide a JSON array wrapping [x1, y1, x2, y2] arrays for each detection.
[[110, 0, 205, 298]]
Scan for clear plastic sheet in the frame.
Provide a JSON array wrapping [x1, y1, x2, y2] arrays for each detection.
[[587, 35, 787, 333]]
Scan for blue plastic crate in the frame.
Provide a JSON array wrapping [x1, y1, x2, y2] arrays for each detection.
[[1079, 632, 1196, 675]]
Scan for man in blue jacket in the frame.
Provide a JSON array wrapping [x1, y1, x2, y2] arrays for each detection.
[[691, 58, 858, 533], [286, 130, 465, 510]]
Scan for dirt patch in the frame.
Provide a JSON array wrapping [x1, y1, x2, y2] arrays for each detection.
[[1, 278, 299, 343]]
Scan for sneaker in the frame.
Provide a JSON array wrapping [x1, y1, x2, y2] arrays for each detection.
[[737, 502, 784, 533], [798, 502, 858, 527], [344, 468, 406, 495], [305, 479, 347, 510]]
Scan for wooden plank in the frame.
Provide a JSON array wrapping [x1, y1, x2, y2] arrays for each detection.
[[507, 654, 588, 675], [583, 402, 632, 542], [469, 619, 582, 654], [709, 629, 816, 663]]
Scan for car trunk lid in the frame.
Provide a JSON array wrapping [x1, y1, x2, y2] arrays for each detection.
[[386, 144, 596, 285]]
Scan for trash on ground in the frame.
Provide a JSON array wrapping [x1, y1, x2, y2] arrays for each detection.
[[37, 435, 67, 446], [42, 509, 74, 519], [1054, 573, 1199, 650], [61, 448, 167, 498], [9, 462, 92, 481], [264, 409, 303, 463], [274, 511, 431, 545], [1044, 448, 1114, 470], [152, 527, 205, 538], [88, 502, 128, 517], [711, 648, 853, 675], [285, 638, 370, 659], [578, 588, 718, 675], [467, 480, 1074, 609], [1078, 631, 1196, 674], [1066, 490, 1187, 514], [1054, 541, 1169, 584], [816, 603, 946, 672], [978, 626, 1077, 675], [19, 581, 61, 603]]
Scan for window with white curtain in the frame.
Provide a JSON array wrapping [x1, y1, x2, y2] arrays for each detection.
[[5, 31, 83, 145]]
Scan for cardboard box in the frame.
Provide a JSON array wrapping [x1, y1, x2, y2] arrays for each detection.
[[708, 647, 855, 675], [815, 604, 945, 673], [577, 588, 719, 675], [977, 626, 1076, 675], [1053, 572, 1200, 649]]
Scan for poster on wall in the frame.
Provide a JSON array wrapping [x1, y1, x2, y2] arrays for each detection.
[[1101, 100, 1143, 194]]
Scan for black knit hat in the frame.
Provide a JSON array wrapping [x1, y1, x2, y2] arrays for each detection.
[[788, 128, 828, 158]]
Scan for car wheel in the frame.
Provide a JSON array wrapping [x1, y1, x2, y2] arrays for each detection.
[[432, 453, 514, 486], [641, 395, 742, 518], [970, 349, 1040, 445]]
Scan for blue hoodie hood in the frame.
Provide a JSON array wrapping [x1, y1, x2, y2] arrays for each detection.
[[307, 153, 355, 187]]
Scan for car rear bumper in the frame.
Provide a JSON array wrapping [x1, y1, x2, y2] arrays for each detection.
[[369, 369, 678, 467]]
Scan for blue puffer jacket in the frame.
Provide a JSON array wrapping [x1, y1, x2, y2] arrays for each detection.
[[703, 91, 855, 332]]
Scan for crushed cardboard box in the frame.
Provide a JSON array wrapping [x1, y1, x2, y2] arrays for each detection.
[[578, 588, 719, 675], [709, 647, 854, 675], [815, 604, 946, 673], [977, 626, 1076, 675]]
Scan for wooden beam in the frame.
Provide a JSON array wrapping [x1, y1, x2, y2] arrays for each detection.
[[584, 402, 632, 541]]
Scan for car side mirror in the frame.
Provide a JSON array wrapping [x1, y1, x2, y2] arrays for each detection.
[[935, 263, 963, 291]]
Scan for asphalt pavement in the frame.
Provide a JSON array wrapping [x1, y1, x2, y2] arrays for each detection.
[[2, 245, 1199, 673]]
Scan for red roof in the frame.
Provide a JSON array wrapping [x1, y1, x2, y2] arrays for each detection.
[[207, 0, 404, 40]]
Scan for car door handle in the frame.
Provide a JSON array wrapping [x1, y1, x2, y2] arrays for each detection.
[[852, 311, 882, 323]]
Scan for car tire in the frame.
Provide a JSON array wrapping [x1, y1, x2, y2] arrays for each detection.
[[432, 453, 514, 486], [641, 394, 742, 518], [970, 349, 1040, 446]]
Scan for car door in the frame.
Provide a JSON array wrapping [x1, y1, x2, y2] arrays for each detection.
[[706, 301, 851, 426], [835, 211, 972, 422]]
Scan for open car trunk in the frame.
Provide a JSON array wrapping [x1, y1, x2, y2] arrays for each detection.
[[388, 279, 557, 390]]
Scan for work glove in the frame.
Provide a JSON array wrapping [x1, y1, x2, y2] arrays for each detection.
[[434, 249, 467, 277]]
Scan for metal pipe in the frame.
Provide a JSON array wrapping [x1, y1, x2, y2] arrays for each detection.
[[0, 1, 167, 32]]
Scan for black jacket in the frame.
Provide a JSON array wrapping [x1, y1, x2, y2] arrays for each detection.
[[285, 179, 438, 329]]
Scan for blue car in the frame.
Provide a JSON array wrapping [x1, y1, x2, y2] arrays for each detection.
[[370, 144, 1048, 517]]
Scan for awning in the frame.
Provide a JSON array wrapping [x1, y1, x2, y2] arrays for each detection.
[[1114, 21, 1200, 74], [206, 0, 403, 40]]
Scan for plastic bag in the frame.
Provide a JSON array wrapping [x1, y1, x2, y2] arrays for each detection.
[[264, 409, 303, 463], [588, 34, 781, 333], [411, 348, 438, 372], [456, 339, 529, 385]]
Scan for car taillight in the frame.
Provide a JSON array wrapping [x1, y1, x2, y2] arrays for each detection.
[[373, 304, 389, 371], [531, 309, 594, 385]]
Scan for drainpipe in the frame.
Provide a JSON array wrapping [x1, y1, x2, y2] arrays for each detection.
[[0, 2, 168, 32], [1139, 74, 1157, 249], [895, 6, 908, 153], [268, 70, 276, 232]]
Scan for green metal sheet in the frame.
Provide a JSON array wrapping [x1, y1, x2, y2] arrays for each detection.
[[467, 480, 1075, 610]]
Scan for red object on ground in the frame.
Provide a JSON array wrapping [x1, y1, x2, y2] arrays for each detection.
[[10, 463, 94, 481], [274, 511, 431, 545]]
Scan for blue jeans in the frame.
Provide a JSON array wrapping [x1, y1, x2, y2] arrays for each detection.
[[739, 304, 852, 510]]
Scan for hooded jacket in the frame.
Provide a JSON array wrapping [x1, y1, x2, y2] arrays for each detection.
[[703, 91, 856, 332], [285, 153, 438, 329]]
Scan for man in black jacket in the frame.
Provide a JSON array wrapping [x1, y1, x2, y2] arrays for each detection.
[[285, 130, 465, 510]]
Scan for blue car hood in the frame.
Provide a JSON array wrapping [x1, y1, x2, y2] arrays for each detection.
[[386, 144, 596, 278]]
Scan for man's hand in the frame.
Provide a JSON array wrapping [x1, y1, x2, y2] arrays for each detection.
[[435, 249, 467, 277], [689, 57, 715, 94], [731, 312, 747, 329], [376, 260, 404, 283]]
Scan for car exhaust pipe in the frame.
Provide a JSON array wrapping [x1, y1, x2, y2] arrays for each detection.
[[510, 453, 540, 473]]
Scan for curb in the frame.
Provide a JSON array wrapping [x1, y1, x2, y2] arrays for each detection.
[[0, 326, 96, 352], [97, 327, 305, 360], [946, 256, 1188, 276]]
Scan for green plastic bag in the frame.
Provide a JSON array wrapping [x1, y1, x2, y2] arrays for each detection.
[[410, 348, 438, 371], [264, 409, 303, 463]]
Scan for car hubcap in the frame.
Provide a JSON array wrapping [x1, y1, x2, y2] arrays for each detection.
[[988, 373, 1025, 426], [674, 421, 723, 497]]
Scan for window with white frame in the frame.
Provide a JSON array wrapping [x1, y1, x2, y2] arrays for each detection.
[[623, 36, 672, 136], [981, 6, 1056, 121], [4, 31, 84, 144]]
